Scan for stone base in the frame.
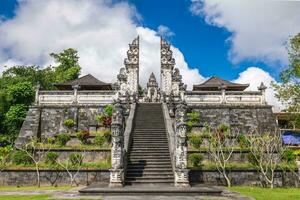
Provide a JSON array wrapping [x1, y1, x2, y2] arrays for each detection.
[[175, 181, 190, 187], [109, 181, 123, 188]]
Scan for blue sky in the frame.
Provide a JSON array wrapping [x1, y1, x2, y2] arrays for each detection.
[[0, 0, 286, 81]]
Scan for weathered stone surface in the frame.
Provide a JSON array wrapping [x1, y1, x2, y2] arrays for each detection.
[[189, 105, 277, 134]]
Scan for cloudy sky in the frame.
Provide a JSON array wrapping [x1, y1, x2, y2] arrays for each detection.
[[0, 0, 300, 108]]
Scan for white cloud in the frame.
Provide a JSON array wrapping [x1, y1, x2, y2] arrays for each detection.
[[190, 0, 300, 65], [0, 0, 202, 89], [233, 67, 282, 110], [157, 25, 175, 38]]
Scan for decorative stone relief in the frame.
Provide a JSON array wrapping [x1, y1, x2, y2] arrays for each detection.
[[145, 73, 160, 102], [174, 100, 190, 187], [109, 99, 125, 187], [124, 37, 139, 96], [161, 38, 175, 96]]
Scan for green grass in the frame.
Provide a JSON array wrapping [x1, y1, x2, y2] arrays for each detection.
[[0, 186, 72, 191], [0, 195, 50, 200], [229, 186, 300, 200]]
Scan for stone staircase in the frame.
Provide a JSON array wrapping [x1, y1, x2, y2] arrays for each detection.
[[125, 103, 174, 185]]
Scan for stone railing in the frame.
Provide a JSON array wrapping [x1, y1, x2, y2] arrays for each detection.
[[185, 90, 266, 105], [37, 90, 116, 106]]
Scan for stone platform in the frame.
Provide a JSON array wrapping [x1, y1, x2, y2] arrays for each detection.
[[79, 183, 223, 196]]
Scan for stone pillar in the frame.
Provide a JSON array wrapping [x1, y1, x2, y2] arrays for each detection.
[[124, 37, 139, 96], [72, 84, 80, 104], [161, 38, 175, 96], [174, 100, 189, 187], [258, 82, 267, 105], [109, 99, 125, 187], [219, 84, 227, 104], [34, 83, 40, 105]]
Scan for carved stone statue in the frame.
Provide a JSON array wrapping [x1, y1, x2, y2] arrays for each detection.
[[145, 73, 160, 102]]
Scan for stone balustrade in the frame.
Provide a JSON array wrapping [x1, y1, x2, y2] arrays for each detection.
[[185, 90, 265, 105], [37, 90, 116, 105]]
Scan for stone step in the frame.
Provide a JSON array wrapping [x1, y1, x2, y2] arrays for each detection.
[[126, 168, 173, 172], [125, 179, 174, 183], [130, 151, 170, 154], [126, 172, 174, 177], [129, 155, 171, 159], [127, 164, 172, 168]]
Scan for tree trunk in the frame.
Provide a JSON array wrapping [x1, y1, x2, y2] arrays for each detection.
[[36, 164, 40, 188]]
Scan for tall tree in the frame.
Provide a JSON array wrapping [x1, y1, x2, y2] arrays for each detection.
[[273, 33, 300, 112]]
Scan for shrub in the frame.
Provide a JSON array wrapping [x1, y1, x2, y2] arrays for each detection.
[[282, 149, 297, 163], [103, 130, 112, 143], [12, 150, 33, 165], [104, 105, 114, 117], [45, 152, 59, 165], [189, 153, 203, 167], [237, 134, 250, 148], [217, 124, 230, 133], [76, 130, 90, 144], [189, 134, 203, 149], [94, 135, 105, 146], [47, 137, 56, 145], [69, 153, 83, 166], [0, 136, 11, 147], [56, 133, 71, 146], [247, 153, 260, 166], [63, 119, 75, 128]]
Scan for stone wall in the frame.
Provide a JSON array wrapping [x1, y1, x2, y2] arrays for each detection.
[[16, 105, 106, 147], [0, 170, 109, 186], [1, 169, 298, 187], [190, 170, 299, 187], [189, 105, 277, 134]]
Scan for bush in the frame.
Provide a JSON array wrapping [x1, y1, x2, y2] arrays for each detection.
[[0, 136, 11, 147], [237, 134, 250, 148], [104, 105, 113, 117], [45, 152, 59, 165], [282, 149, 297, 163], [189, 153, 203, 167], [247, 153, 260, 166], [47, 137, 56, 145], [94, 135, 105, 146], [189, 134, 203, 149], [217, 124, 230, 133], [103, 130, 112, 143], [12, 150, 33, 165], [56, 133, 71, 146], [63, 119, 75, 128], [76, 130, 90, 144], [69, 153, 83, 166]]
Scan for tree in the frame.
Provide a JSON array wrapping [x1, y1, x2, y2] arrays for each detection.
[[7, 81, 35, 105], [246, 131, 284, 188], [50, 48, 81, 83], [207, 124, 238, 187], [18, 137, 53, 187], [273, 33, 300, 111], [4, 104, 28, 138]]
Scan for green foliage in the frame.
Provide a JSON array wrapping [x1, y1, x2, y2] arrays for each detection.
[[273, 33, 300, 112], [63, 119, 75, 129], [50, 48, 81, 83], [0, 146, 12, 167], [69, 153, 83, 166], [12, 151, 33, 165], [237, 134, 250, 148], [56, 133, 71, 146], [76, 130, 90, 144], [188, 153, 203, 167], [7, 82, 35, 105], [102, 130, 112, 143], [4, 104, 28, 137], [47, 137, 56, 145], [104, 105, 113, 117], [45, 152, 59, 165], [94, 135, 105, 146], [0, 136, 11, 147], [281, 149, 297, 164], [247, 153, 260, 166], [186, 110, 200, 132], [217, 124, 230, 133], [188, 134, 203, 149]]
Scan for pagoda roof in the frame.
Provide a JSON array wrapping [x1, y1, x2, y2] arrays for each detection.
[[54, 74, 112, 90], [193, 76, 249, 91]]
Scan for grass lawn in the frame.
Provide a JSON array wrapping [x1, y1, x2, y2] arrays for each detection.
[[0, 186, 73, 191], [229, 186, 300, 200], [0, 195, 50, 200]]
